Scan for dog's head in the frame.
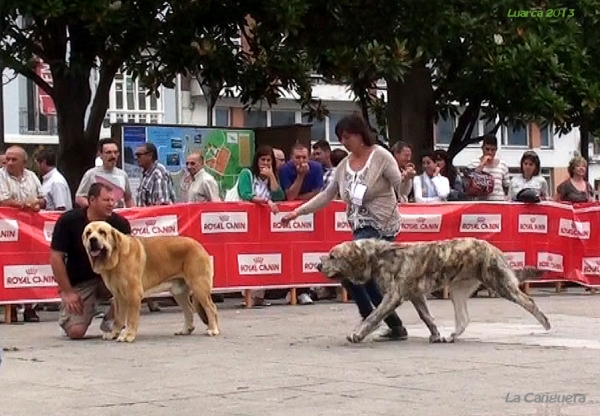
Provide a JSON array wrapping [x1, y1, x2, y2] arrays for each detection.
[[82, 221, 129, 271], [318, 239, 393, 285]]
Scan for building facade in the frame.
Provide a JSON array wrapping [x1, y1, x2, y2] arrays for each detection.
[[2, 68, 590, 196], [1, 67, 177, 146], [181, 76, 584, 196]]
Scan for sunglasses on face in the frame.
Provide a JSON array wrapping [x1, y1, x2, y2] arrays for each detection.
[[135, 152, 149, 158]]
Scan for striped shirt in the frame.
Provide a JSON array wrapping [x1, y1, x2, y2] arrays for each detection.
[[0, 168, 43, 202], [322, 166, 336, 190], [136, 162, 176, 206], [467, 158, 510, 201]]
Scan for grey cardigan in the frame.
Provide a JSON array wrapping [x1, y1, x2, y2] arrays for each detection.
[[295, 145, 409, 236]]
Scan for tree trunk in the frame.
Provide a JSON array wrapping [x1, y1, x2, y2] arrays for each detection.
[[386, 61, 435, 164], [580, 114, 590, 178], [446, 102, 482, 161], [53, 72, 97, 198]]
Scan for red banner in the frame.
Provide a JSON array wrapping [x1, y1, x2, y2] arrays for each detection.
[[35, 61, 56, 116], [1, 201, 599, 304]]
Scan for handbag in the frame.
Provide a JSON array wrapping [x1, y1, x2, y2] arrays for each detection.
[[224, 177, 242, 201], [462, 168, 495, 197], [224, 169, 251, 202], [516, 188, 541, 203]]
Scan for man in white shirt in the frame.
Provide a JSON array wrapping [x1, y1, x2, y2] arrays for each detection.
[[185, 152, 221, 202], [75, 138, 134, 209], [390, 141, 416, 202], [35, 148, 73, 211], [0, 145, 46, 322]]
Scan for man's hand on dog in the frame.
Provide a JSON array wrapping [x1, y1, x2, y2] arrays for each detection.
[[62, 290, 83, 315]]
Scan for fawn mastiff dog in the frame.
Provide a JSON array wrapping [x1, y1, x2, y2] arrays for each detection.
[[317, 237, 551, 344], [82, 221, 220, 342]]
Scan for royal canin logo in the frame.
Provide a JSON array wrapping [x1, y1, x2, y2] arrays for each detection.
[[25, 268, 38, 275], [253, 257, 264, 264]]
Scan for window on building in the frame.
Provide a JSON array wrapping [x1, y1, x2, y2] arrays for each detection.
[[214, 107, 230, 127], [540, 124, 553, 148], [21, 79, 57, 135], [244, 109, 267, 128], [435, 116, 454, 145], [270, 111, 296, 127], [508, 167, 554, 197], [301, 113, 326, 142], [327, 112, 346, 143], [503, 123, 529, 147], [104, 71, 162, 128]]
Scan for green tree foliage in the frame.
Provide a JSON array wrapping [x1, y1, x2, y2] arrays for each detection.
[[283, 0, 600, 162], [0, 0, 180, 191], [135, 0, 317, 127]]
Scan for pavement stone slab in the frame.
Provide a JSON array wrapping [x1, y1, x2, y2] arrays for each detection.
[[1, 292, 600, 416]]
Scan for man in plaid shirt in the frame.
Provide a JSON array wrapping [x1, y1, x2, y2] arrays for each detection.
[[311, 140, 335, 190], [135, 143, 176, 207], [133, 142, 176, 312]]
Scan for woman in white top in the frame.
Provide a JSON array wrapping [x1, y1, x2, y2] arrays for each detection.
[[508, 151, 549, 201], [412, 150, 451, 203]]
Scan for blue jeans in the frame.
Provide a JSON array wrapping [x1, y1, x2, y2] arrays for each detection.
[[341, 226, 404, 329]]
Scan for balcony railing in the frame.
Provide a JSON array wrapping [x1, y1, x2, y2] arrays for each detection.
[[102, 109, 164, 128]]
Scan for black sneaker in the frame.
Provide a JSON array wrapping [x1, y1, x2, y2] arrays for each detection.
[[373, 325, 408, 342]]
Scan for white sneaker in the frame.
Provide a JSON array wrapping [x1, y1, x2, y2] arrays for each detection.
[[298, 293, 314, 305]]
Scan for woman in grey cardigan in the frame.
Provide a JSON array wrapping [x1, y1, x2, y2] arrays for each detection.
[[281, 113, 411, 341]]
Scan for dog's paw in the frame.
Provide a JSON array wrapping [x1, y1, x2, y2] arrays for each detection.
[[117, 331, 136, 343], [103, 330, 120, 340], [442, 335, 457, 343], [175, 326, 195, 336], [206, 327, 220, 336], [429, 334, 443, 343], [346, 333, 362, 344]]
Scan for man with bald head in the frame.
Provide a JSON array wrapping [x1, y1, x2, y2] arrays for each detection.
[[185, 151, 221, 202], [0, 145, 46, 322], [273, 148, 286, 170], [0, 146, 45, 211]]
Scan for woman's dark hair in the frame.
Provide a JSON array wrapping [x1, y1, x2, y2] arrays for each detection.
[[330, 148, 349, 167], [421, 149, 437, 163], [251, 145, 278, 179], [434, 149, 459, 185], [334, 113, 376, 146], [520, 151, 541, 177]]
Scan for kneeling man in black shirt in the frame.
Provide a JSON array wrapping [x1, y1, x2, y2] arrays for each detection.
[[50, 182, 131, 339]]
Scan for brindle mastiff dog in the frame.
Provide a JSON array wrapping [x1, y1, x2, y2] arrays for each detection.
[[82, 221, 220, 342], [317, 237, 551, 344]]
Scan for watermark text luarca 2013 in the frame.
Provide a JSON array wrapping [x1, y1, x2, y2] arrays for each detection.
[[508, 8, 574, 18], [506, 393, 586, 404]]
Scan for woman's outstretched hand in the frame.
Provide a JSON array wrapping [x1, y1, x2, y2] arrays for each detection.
[[280, 210, 299, 225]]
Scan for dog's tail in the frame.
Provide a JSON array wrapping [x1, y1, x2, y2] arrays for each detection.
[[513, 266, 544, 282]]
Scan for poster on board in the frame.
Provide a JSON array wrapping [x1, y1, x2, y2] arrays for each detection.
[[120, 124, 255, 201]]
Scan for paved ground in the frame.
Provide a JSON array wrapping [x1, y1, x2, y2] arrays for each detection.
[[2, 289, 600, 416]]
